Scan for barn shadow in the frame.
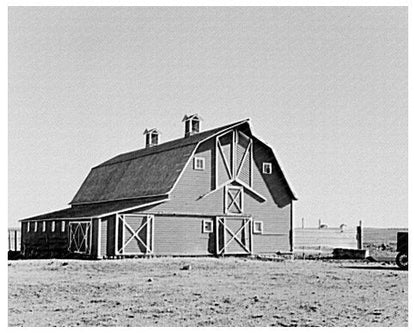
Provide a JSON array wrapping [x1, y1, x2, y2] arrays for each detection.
[[342, 265, 404, 271]]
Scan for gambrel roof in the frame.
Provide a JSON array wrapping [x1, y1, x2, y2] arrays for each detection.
[[20, 119, 297, 221], [70, 120, 250, 205]]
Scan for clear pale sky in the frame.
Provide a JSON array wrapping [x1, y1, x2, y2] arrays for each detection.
[[8, 6, 407, 228]]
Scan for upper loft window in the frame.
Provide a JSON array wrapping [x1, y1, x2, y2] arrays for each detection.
[[262, 162, 272, 174], [194, 157, 205, 170]]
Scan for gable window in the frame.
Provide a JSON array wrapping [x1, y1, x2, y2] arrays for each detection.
[[194, 157, 205, 170], [202, 220, 213, 233], [253, 221, 263, 234], [262, 162, 272, 174], [42, 221, 46, 232], [51, 221, 56, 232], [61, 221, 66, 232]]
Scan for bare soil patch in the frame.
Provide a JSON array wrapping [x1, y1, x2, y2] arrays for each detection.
[[8, 257, 407, 327]]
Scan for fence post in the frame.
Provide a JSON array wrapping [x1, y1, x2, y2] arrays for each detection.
[[356, 220, 363, 249]]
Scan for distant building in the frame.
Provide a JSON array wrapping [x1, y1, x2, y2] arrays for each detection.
[[20, 115, 297, 258]]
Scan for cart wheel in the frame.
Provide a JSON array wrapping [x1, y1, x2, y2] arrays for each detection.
[[396, 252, 408, 270]]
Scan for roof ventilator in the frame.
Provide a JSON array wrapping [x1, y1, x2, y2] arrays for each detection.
[[182, 114, 202, 137], [143, 128, 161, 148]]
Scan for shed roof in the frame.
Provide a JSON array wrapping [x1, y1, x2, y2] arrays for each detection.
[[70, 119, 249, 205], [20, 196, 168, 221]]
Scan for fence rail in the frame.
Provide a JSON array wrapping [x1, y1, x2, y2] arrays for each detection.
[[294, 225, 361, 254], [8, 227, 21, 251]]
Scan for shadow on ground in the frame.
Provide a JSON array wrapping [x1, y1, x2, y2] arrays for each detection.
[[342, 265, 404, 271]]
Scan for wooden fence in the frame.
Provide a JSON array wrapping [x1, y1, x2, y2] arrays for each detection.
[[294, 224, 362, 255], [9, 223, 364, 256], [8, 227, 21, 252]]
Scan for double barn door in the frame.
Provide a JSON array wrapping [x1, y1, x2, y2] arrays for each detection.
[[215, 216, 253, 255], [116, 214, 154, 255]]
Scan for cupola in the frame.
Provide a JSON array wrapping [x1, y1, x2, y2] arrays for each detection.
[[143, 128, 161, 148], [182, 114, 202, 137]]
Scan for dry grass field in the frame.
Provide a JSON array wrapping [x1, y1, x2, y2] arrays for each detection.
[[8, 257, 407, 327]]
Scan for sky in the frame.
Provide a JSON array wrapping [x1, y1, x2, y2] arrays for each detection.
[[8, 6, 407, 228]]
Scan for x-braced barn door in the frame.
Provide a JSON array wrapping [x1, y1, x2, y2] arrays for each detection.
[[68, 221, 91, 254], [216, 217, 252, 255], [116, 214, 154, 255]]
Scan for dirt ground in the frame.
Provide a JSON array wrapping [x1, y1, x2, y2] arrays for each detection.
[[8, 257, 407, 327]]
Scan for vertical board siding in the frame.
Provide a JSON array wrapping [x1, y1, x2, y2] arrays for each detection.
[[153, 216, 214, 255], [100, 215, 116, 257], [21, 220, 71, 257], [8, 228, 21, 251], [100, 219, 108, 258], [91, 218, 99, 257]]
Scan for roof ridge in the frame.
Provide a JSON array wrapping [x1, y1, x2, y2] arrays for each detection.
[[93, 141, 197, 169], [95, 118, 249, 169]]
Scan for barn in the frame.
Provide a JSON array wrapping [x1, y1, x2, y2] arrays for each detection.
[[20, 115, 297, 258]]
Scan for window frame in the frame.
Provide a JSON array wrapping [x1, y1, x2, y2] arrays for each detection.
[[42, 221, 46, 232], [61, 221, 66, 232], [26, 222, 30, 233], [253, 221, 264, 234], [262, 162, 272, 174], [51, 221, 55, 232], [34, 221, 38, 232], [202, 220, 213, 233], [225, 185, 244, 215], [194, 157, 205, 171]]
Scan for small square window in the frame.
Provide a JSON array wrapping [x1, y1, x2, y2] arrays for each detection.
[[194, 157, 205, 170], [51, 221, 55, 232], [34, 222, 38, 232], [42, 221, 46, 232], [61, 221, 66, 232], [253, 221, 263, 234], [262, 162, 272, 174], [202, 220, 213, 233]]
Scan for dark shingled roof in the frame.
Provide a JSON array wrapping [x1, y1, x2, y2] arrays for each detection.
[[70, 120, 249, 205], [20, 196, 168, 221]]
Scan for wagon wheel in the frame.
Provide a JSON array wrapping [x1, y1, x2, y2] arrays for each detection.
[[395, 252, 408, 270]]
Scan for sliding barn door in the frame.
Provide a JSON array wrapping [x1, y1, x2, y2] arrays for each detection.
[[68, 221, 91, 254], [216, 217, 252, 255], [116, 214, 154, 255]]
